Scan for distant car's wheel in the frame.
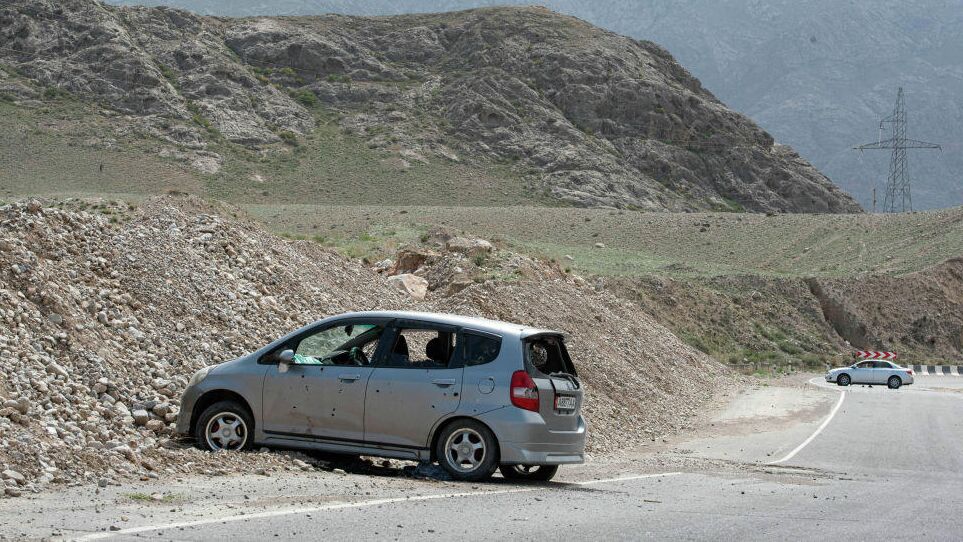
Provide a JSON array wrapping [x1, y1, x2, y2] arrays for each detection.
[[499, 464, 559, 482], [435, 419, 498, 482], [837, 374, 851, 387], [888, 375, 902, 389], [195, 401, 253, 452]]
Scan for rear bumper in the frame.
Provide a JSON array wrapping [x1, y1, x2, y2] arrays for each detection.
[[478, 407, 586, 465]]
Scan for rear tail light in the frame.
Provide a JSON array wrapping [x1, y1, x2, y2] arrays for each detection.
[[908, 369, 914, 375], [510, 370, 539, 412]]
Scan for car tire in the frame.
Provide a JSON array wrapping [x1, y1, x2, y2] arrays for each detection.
[[888, 376, 902, 389], [499, 464, 559, 482], [195, 400, 253, 452], [837, 374, 851, 387], [435, 419, 499, 482]]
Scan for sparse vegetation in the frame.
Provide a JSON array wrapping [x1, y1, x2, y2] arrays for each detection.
[[292, 89, 318, 107]]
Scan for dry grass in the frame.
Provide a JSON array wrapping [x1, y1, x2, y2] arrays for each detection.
[[242, 204, 963, 279]]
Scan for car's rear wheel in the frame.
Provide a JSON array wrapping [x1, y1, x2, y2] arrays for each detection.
[[888, 375, 902, 389], [837, 374, 851, 386], [435, 420, 498, 482], [499, 464, 559, 482], [196, 401, 253, 452]]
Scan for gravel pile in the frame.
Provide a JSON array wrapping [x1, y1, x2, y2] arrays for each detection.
[[0, 196, 727, 497]]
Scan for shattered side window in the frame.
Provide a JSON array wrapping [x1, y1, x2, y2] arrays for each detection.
[[294, 324, 382, 365], [462, 333, 501, 366]]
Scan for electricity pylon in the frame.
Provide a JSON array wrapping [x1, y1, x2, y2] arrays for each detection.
[[853, 88, 941, 213]]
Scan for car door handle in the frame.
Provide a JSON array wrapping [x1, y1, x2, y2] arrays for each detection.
[[338, 374, 361, 382], [432, 379, 456, 387]]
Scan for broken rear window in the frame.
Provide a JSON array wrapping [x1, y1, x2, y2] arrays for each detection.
[[525, 335, 576, 376]]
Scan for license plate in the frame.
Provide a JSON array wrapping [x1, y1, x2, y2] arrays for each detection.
[[555, 395, 577, 410]]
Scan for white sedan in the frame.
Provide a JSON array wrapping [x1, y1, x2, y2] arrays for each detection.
[[825, 359, 914, 389]]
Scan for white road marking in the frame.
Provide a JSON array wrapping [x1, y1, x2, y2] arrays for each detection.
[[572, 472, 683, 486], [768, 389, 846, 465], [71, 472, 682, 540]]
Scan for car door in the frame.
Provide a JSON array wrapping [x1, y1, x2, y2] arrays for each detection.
[[363, 321, 463, 450], [260, 319, 388, 444], [874, 360, 895, 383], [850, 361, 875, 384]]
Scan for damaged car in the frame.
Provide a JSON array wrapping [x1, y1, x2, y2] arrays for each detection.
[[176, 311, 586, 481]]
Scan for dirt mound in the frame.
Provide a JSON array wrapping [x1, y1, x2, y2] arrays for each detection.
[[0, 196, 726, 496], [809, 259, 963, 358]]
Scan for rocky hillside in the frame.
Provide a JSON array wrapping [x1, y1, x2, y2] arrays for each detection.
[[106, 0, 963, 211], [0, 0, 859, 213], [0, 195, 725, 496]]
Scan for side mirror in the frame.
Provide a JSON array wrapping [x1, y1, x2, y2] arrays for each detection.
[[277, 349, 294, 373]]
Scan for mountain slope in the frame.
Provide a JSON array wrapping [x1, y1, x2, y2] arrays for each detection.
[[0, 0, 859, 212], [107, 0, 963, 210]]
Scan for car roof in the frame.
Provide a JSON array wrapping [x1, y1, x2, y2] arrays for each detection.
[[331, 310, 563, 339]]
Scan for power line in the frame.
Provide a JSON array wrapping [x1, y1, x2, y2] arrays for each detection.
[[853, 88, 941, 213]]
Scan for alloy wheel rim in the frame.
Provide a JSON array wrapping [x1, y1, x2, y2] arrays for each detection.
[[205, 412, 247, 451], [444, 428, 486, 473]]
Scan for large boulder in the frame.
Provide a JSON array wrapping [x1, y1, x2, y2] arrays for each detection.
[[387, 274, 429, 300], [445, 237, 494, 258]]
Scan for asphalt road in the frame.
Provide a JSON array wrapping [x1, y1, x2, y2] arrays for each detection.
[[2, 375, 961, 541]]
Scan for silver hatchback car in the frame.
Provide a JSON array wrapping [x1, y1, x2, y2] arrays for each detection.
[[176, 311, 586, 481], [825, 359, 914, 389]]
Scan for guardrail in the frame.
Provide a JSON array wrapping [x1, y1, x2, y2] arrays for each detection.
[[909, 365, 962, 376]]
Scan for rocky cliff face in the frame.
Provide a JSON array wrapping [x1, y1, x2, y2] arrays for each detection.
[[0, 0, 861, 212]]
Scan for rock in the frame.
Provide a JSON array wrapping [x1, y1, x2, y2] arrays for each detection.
[[372, 258, 393, 273], [145, 419, 166, 433], [132, 409, 150, 426], [390, 249, 430, 275], [387, 274, 429, 300], [45, 361, 69, 379], [2, 470, 25, 485], [114, 402, 131, 417], [4, 487, 21, 497], [594, 242, 606, 248], [446, 237, 493, 258], [48, 313, 64, 325], [152, 403, 170, 417], [26, 199, 42, 213]]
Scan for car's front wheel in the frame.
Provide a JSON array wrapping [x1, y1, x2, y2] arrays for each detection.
[[195, 400, 253, 452], [837, 374, 851, 386], [499, 464, 559, 482], [888, 375, 902, 389], [435, 419, 498, 482]]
